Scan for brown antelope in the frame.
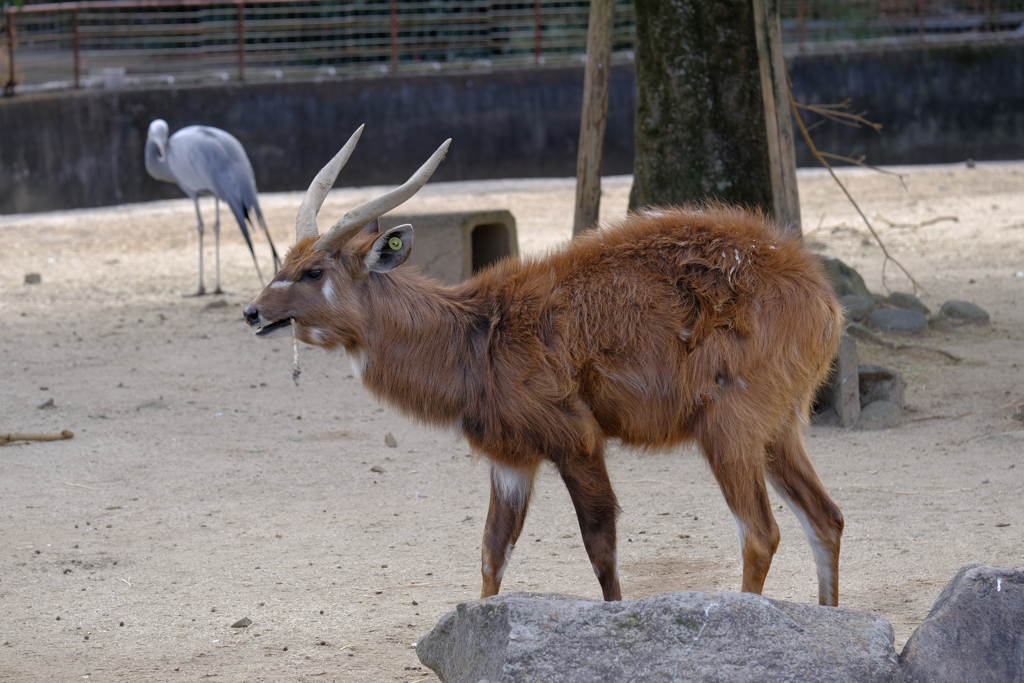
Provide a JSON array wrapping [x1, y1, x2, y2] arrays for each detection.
[[243, 126, 846, 606]]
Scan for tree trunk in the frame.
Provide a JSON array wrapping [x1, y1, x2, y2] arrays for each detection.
[[573, 0, 615, 236], [629, 0, 784, 227]]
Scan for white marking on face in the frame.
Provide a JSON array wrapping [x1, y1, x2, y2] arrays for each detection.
[[770, 480, 834, 605], [347, 349, 367, 381], [490, 462, 532, 510], [736, 376, 748, 390], [322, 279, 338, 307], [269, 280, 293, 289]]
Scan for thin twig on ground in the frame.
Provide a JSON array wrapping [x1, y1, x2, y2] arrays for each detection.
[[845, 323, 962, 362], [1, 430, 74, 445]]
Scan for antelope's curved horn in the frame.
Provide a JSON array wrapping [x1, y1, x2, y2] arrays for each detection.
[[295, 125, 365, 242], [314, 138, 451, 251]]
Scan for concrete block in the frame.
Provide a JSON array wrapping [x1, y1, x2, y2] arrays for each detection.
[[379, 210, 518, 286], [813, 332, 861, 428]]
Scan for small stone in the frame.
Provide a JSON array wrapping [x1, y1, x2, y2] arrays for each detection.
[[231, 617, 252, 628], [940, 300, 990, 325], [37, 398, 55, 410], [885, 292, 930, 315], [865, 307, 928, 334], [859, 365, 905, 409], [818, 257, 872, 298], [966, 158, 977, 168], [384, 433, 398, 448], [838, 294, 876, 322], [370, 465, 385, 473], [928, 314, 954, 332], [855, 400, 903, 430], [24, 273, 41, 285]]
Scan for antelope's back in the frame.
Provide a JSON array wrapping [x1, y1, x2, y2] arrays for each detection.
[[531, 206, 842, 446]]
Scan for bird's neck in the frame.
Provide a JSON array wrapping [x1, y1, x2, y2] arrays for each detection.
[[144, 141, 176, 184]]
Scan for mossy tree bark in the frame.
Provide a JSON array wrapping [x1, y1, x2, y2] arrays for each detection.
[[630, 0, 788, 227]]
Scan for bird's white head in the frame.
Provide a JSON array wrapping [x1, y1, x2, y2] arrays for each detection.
[[147, 119, 170, 158]]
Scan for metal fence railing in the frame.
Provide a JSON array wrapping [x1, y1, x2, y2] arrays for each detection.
[[4, 0, 1024, 95]]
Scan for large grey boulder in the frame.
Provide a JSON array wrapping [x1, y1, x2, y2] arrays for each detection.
[[417, 591, 899, 683], [899, 564, 1024, 683]]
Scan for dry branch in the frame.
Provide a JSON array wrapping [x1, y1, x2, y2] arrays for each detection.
[[788, 88, 923, 294], [1, 430, 74, 445]]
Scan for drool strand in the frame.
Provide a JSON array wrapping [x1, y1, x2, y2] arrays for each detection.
[[291, 320, 302, 385]]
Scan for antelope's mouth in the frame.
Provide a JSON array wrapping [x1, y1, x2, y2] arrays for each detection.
[[255, 318, 293, 339]]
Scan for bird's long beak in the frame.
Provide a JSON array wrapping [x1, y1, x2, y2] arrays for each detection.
[[156, 140, 166, 159]]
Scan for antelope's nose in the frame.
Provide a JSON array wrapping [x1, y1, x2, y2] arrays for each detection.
[[243, 305, 260, 327]]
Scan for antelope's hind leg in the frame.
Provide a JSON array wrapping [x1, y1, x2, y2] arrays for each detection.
[[697, 424, 781, 597], [555, 443, 622, 601], [766, 418, 844, 606], [481, 462, 537, 598]]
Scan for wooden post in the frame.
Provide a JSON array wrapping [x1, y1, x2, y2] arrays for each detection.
[[390, 0, 399, 71], [4, 8, 16, 97], [237, 1, 245, 81], [572, 0, 614, 236], [533, 0, 542, 65], [752, 0, 801, 235], [796, 0, 805, 51], [73, 9, 80, 89]]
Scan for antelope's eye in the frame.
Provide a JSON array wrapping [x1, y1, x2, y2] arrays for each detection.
[[305, 269, 323, 281]]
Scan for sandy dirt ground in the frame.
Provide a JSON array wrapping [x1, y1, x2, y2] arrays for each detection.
[[1, 162, 1023, 682]]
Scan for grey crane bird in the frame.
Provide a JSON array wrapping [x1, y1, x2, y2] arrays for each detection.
[[145, 119, 281, 296]]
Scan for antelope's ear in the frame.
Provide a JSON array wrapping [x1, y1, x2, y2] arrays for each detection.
[[364, 224, 413, 273]]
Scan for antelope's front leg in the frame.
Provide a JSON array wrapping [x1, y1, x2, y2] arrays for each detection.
[[481, 462, 536, 597]]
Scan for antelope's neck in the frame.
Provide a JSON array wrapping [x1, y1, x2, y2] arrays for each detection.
[[354, 271, 487, 427]]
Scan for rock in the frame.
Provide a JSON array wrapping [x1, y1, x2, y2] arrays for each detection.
[[370, 465, 385, 473], [231, 617, 252, 628], [813, 333, 860, 428], [24, 273, 41, 284], [417, 592, 899, 683], [939, 300, 990, 325], [865, 307, 928, 334], [928, 314, 954, 332], [384, 432, 398, 448], [885, 292, 930, 315], [859, 365, 905, 409], [818, 257, 872, 298], [839, 294, 876, 322], [855, 400, 902, 430], [899, 564, 1024, 683]]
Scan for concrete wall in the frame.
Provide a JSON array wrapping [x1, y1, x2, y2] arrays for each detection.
[[0, 67, 636, 215], [2, 38, 1023, 215], [787, 38, 1024, 167]]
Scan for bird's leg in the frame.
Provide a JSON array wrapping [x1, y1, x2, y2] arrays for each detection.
[[213, 198, 224, 295], [186, 197, 207, 297]]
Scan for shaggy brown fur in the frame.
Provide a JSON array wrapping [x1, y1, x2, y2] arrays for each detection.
[[245, 205, 845, 605]]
